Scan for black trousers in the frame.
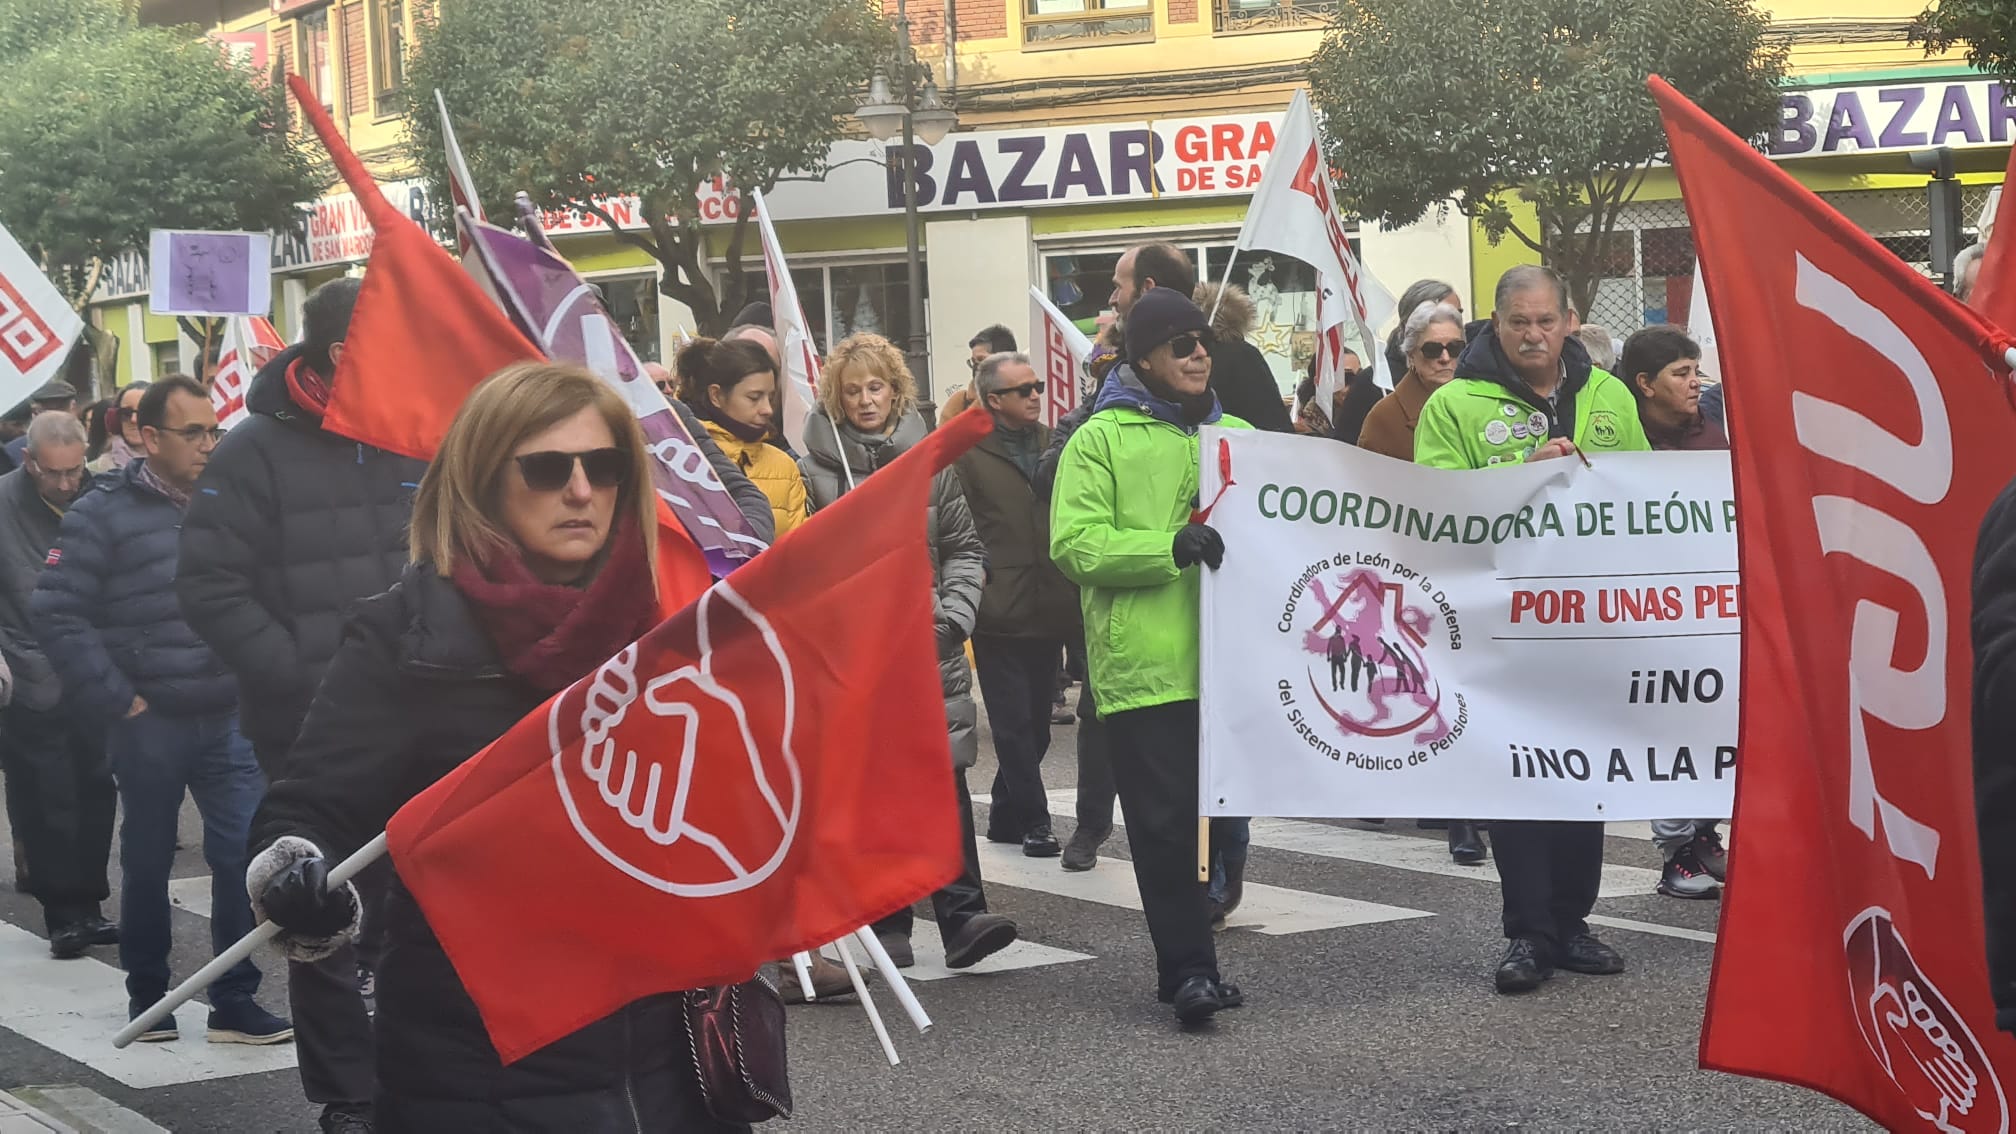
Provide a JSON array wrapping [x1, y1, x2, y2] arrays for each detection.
[[1106, 700, 1218, 998], [875, 772, 988, 938], [1, 703, 114, 930], [258, 738, 385, 1106], [1075, 681, 1115, 833], [973, 635, 1061, 839], [1492, 819, 1605, 952]]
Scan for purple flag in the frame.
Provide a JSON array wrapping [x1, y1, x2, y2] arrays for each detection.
[[457, 214, 765, 576]]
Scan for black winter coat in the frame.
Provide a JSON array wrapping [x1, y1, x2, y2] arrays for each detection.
[[32, 463, 236, 721], [1974, 478, 2016, 1032], [0, 467, 71, 710], [1207, 337, 1292, 434], [251, 563, 739, 1131], [177, 345, 426, 758]]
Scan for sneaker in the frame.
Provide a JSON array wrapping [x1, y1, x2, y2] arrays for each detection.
[[319, 1103, 373, 1134], [1558, 932, 1626, 976], [1022, 824, 1061, 858], [207, 1000, 295, 1045], [1658, 844, 1721, 900], [129, 1010, 178, 1043], [1060, 825, 1108, 872], [1495, 938, 1553, 994], [876, 931, 915, 969], [942, 913, 1018, 969], [1692, 827, 1728, 882]]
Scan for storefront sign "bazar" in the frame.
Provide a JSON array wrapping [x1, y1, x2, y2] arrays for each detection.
[[1773, 78, 2016, 159]]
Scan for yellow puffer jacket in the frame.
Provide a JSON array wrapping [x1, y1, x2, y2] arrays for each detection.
[[700, 420, 807, 538]]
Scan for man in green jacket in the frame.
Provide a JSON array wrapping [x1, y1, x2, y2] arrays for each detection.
[[1416, 265, 1644, 995], [1050, 287, 1251, 1027]]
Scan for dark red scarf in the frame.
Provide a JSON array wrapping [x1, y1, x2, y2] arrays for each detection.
[[285, 356, 333, 419], [450, 517, 659, 691]]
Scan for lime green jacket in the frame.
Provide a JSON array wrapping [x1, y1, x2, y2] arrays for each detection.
[[1414, 342, 1649, 470], [1049, 373, 1251, 716]]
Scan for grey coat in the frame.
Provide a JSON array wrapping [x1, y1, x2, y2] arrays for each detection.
[[0, 467, 72, 710], [800, 407, 985, 768]]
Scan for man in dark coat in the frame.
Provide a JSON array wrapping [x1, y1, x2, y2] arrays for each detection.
[[33, 377, 290, 1045], [175, 277, 403, 1131], [0, 411, 115, 958], [956, 352, 1082, 859]]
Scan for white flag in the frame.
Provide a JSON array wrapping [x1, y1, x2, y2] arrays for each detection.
[[435, 90, 485, 228], [211, 315, 283, 429], [1686, 262, 1721, 383], [1028, 285, 1094, 428], [0, 220, 83, 407], [1232, 88, 1397, 413], [752, 188, 826, 453]]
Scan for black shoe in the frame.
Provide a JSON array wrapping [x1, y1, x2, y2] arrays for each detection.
[[942, 913, 1018, 969], [1022, 825, 1061, 858], [1448, 821, 1487, 865], [1214, 980, 1244, 1009], [1060, 824, 1107, 871], [1495, 938, 1554, 994], [48, 923, 91, 960], [1558, 932, 1625, 975], [985, 827, 1020, 846], [81, 914, 119, 946], [319, 1103, 374, 1134], [1171, 975, 1226, 1025], [875, 931, 915, 969]]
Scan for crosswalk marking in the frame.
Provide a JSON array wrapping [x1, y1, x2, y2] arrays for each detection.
[[0, 921, 297, 1089], [4, 1086, 169, 1134], [895, 923, 1095, 981]]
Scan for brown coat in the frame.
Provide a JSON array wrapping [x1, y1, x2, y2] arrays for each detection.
[[1356, 370, 1436, 461], [955, 423, 1080, 641]]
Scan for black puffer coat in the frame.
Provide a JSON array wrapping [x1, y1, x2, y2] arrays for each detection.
[[251, 563, 742, 1132], [177, 345, 427, 762]]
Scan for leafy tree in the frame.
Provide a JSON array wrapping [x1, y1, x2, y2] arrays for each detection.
[[0, 0, 126, 67], [1308, 0, 1787, 317], [0, 21, 317, 305], [405, 0, 899, 334], [1912, 1, 2016, 86]]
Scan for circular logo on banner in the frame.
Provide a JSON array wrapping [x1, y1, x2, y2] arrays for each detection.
[[1844, 907, 2008, 1133], [550, 582, 803, 897], [1484, 420, 1511, 446]]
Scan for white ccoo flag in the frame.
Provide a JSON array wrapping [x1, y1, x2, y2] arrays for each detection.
[[210, 315, 284, 429], [752, 189, 833, 464], [1028, 285, 1094, 428], [0, 220, 83, 408]]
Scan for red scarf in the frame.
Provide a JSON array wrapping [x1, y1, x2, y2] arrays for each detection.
[[450, 518, 659, 692], [285, 356, 333, 419]]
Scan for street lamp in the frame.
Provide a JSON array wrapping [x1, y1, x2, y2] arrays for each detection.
[[853, 0, 957, 414]]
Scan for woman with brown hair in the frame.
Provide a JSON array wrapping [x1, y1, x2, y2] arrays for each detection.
[[797, 333, 1019, 971], [676, 336, 807, 538], [243, 362, 757, 1131]]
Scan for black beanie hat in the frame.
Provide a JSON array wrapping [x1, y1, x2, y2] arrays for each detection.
[[1124, 287, 1211, 366]]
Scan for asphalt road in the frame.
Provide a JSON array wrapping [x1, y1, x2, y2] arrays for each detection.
[[0, 695, 1874, 1132]]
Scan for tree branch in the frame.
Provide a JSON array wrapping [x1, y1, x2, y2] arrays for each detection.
[[774, 155, 888, 182], [567, 197, 665, 263]]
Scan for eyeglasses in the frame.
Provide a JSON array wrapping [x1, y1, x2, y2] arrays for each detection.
[[1417, 341, 1464, 361], [1165, 332, 1213, 359], [514, 448, 630, 492], [996, 382, 1046, 399], [159, 425, 226, 446]]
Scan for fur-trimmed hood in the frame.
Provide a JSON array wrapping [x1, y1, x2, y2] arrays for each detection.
[[1192, 282, 1257, 341]]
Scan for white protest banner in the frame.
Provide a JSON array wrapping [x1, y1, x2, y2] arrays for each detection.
[[1198, 429, 1739, 821], [149, 229, 273, 316], [0, 220, 84, 405], [1028, 285, 1093, 428]]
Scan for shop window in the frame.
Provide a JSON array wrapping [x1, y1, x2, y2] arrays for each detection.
[[371, 0, 407, 117], [1025, 0, 1153, 47], [150, 342, 180, 381], [297, 8, 334, 114], [594, 275, 664, 364], [1213, 0, 1341, 33], [734, 263, 918, 361]]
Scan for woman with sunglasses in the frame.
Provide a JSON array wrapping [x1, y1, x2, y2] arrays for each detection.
[[1357, 301, 1469, 464], [244, 363, 753, 1131], [676, 336, 807, 538], [797, 333, 1019, 971], [89, 382, 150, 473]]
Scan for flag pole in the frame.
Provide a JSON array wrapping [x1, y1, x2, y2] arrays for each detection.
[[790, 952, 817, 1001], [1206, 243, 1242, 324], [114, 834, 390, 1049], [832, 934, 900, 1066], [853, 926, 931, 1033]]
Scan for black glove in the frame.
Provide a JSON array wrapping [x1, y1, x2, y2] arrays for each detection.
[[1172, 522, 1225, 570], [260, 855, 358, 937]]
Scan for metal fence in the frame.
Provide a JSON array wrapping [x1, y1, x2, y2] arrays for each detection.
[[1212, 0, 1341, 33]]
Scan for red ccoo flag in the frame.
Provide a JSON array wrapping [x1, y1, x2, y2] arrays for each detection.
[[284, 77, 712, 617], [384, 407, 994, 1063], [1974, 143, 2016, 332], [1654, 74, 2016, 1132]]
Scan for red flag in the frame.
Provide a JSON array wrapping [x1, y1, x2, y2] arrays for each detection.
[[211, 315, 284, 430], [385, 407, 993, 1063], [284, 78, 712, 618], [1974, 146, 2016, 331], [1654, 74, 2016, 1132]]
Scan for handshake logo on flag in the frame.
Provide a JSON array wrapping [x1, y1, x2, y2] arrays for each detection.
[[1845, 907, 2007, 1134], [551, 582, 804, 898]]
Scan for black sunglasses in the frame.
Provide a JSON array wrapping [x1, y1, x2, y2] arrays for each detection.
[[1165, 331, 1213, 359], [1417, 341, 1464, 361], [514, 448, 630, 492], [996, 381, 1046, 399]]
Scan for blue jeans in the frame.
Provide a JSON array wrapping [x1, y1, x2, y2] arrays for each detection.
[[110, 709, 266, 1012], [1208, 817, 1250, 903]]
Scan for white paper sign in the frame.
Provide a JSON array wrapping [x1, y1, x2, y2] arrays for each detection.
[[1198, 430, 1739, 822], [0, 220, 84, 404], [149, 229, 272, 316]]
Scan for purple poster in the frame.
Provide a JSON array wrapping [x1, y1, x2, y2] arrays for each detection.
[[148, 230, 272, 316]]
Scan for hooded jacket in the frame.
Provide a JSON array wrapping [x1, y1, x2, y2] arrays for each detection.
[[799, 406, 986, 768], [176, 344, 428, 761], [0, 466, 73, 710], [955, 420, 1080, 641], [1049, 366, 1251, 717], [1414, 332, 1649, 470], [1192, 282, 1292, 434]]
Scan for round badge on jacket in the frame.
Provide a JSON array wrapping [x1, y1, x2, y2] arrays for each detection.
[[1484, 419, 1511, 446]]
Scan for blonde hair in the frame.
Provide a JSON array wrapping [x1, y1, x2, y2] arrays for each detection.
[[819, 333, 916, 426], [410, 361, 658, 591]]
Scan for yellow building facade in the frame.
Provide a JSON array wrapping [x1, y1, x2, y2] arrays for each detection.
[[103, 0, 1991, 399]]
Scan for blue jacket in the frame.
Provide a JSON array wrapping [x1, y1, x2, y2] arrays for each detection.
[[32, 461, 237, 721]]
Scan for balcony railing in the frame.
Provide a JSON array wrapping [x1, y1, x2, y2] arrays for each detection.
[[1213, 0, 1342, 34], [1024, 1, 1154, 47]]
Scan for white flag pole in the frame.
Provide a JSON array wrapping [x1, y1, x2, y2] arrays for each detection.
[[832, 934, 900, 1066], [115, 834, 390, 1049], [790, 952, 817, 1001], [853, 927, 932, 1033]]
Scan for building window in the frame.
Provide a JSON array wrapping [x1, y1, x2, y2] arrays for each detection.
[[735, 260, 916, 359], [593, 274, 664, 363], [150, 342, 180, 381], [371, 0, 406, 116], [1025, 0, 1153, 47], [297, 8, 334, 112], [1212, 0, 1340, 33]]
